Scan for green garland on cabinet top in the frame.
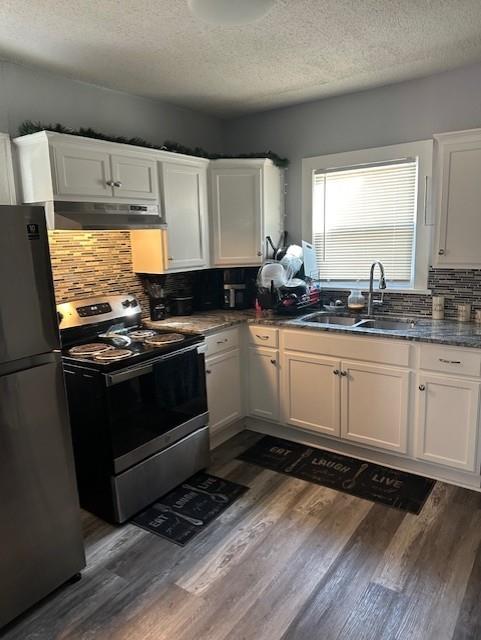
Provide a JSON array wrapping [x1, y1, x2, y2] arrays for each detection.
[[18, 120, 289, 168]]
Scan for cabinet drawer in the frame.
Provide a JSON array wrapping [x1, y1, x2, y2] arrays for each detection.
[[205, 328, 239, 357], [248, 326, 278, 348], [419, 344, 481, 377]]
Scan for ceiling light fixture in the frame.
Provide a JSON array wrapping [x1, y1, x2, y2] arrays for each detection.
[[187, 0, 276, 26]]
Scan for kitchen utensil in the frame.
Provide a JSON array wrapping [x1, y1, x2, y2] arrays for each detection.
[[259, 262, 287, 288], [302, 240, 317, 279], [153, 504, 204, 526], [347, 288, 366, 311], [342, 463, 369, 489], [182, 484, 229, 503]]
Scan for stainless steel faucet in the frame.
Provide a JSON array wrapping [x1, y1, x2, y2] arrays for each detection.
[[367, 261, 387, 315]]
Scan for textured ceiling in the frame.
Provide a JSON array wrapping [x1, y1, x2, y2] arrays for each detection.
[[1, 0, 481, 117]]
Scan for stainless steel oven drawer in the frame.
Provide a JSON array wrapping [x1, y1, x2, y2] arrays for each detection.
[[111, 426, 210, 522]]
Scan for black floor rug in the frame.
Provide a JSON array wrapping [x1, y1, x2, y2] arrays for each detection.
[[131, 472, 248, 545], [238, 436, 434, 514]]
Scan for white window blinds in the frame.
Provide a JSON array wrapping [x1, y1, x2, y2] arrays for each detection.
[[312, 159, 418, 282]]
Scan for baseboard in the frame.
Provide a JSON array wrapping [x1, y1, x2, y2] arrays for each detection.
[[210, 419, 247, 450], [244, 417, 481, 492]]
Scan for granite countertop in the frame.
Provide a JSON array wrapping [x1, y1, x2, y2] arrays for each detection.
[[144, 309, 481, 349]]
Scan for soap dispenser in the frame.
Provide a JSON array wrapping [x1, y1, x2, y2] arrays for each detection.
[[347, 287, 366, 311]]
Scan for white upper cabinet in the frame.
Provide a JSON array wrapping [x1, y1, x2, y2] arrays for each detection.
[[160, 161, 209, 271], [53, 143, 113, 198], [111, 154, 158, 200], [209, 159, 283, 266], [15, 131, 160, 203], [434, 129, 481, 268], [0, 133, 16, 204]]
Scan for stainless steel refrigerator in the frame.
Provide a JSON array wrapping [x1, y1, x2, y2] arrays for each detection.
[[0, 205, 85, 629]]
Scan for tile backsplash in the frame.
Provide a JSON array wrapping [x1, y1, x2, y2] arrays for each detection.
[[48, 231, 481, 321], [324, 268, 481, 319], [48, 231, 149, 311]]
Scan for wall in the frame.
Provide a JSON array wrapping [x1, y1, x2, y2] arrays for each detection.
[[0, 60, 224, 151], [0, 60, 227, 312], [223, 61, 481, 243]]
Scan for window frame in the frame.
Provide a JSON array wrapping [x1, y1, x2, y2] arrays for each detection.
[[301, 140, 434, 292]]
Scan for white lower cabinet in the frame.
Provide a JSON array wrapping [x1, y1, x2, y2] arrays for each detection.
[[248, 346, 280, 421], [282, 352, 340, 436], [340, 361, 410, 454], [205, 349, 242, 436], [414, 373, 480, 472]]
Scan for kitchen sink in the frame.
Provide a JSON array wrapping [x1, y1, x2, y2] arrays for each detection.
[[357, 318, 417, 330], [299, 313, 361, 326], [299, 312, 421, 331]]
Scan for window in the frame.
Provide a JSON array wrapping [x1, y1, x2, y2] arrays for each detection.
[[302, 141, 433, 291]]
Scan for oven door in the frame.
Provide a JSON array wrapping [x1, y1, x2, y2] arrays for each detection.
[[103, 345, 208, 473]]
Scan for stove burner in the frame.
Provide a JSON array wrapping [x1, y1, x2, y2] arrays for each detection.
[[144, 333, 185, 346], [127, 329, 157, 341], [94, 348, 133, 362], [69, 343, 114, 357]]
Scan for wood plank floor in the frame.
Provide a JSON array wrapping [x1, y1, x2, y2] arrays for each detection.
[[3, 430, 481, 640]]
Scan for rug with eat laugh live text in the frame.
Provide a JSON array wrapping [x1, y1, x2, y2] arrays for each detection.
[[238, 436, 434, 514]]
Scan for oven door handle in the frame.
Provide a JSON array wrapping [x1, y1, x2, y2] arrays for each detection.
[[104, 343, 203, 386]]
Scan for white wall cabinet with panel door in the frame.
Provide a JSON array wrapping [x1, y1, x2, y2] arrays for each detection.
[[210, 159, 283, 266], [160, 160, 209, 271], [282, 352, 340, 437], [15, 132, 159, 203], [434, 128, 481, 268], [0, 133, 16, 204], [130, 158, 209, 273]]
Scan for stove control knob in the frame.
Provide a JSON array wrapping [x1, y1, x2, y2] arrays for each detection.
[[121, 299, 131, 308], [131, 299, 138, 307]]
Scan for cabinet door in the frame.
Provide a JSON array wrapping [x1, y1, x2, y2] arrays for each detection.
[[282, 352, 340, 436], [206, 349, 242, 435], [340, 361, 409, 453], [53, 143, 113, 198], [211, 167, 262, 266], [248, 347, 279, 421], [0, 134, 15, 204], [414, 374, 479, 471], [111, 154, 158, 201], [435, 133, 481, 267], [162, 162, 209, 270]]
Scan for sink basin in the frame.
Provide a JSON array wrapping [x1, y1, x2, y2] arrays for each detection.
[[357, 318, 417, 330], [299, 313, 360, 326]]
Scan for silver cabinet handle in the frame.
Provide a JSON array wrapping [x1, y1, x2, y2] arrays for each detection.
[[270, 359, 276, 365], [439, 358, 461, 364], [106, 180, 115, 186], [257, 251, 262, 257], [333, 369, 340, 375], [217, 339, 228, 344], [419, 384, 426, 391], [113, 181, 122, 188], [438, 249, 445, 255], [168, 256, 174, 261], [256, 334, 269, 340], [340, 370, 347, 377], [206, 369, 211, 375]]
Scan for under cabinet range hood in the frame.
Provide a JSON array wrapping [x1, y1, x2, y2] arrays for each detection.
[[43, 201, 167, 231]]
